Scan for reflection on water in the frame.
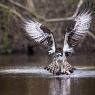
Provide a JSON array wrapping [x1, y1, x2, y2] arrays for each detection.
[[0, 54, 95, 95], [49, 78, 70, 95], [49, 77, 95, 95], [0, 76, 95, 95]]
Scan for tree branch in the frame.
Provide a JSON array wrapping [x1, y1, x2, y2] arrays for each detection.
[[87, 31, 95, 40], [0, 3, 25, 21], [7, 0, 83, 22], [25, 0, 35, 11], [7, 0, 46, 21], [45, 0, 83, 22]]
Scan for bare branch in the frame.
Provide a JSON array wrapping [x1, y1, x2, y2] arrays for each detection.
[[8, 0, 32, 13], [25, 0, 35, 11], [45, 0, 83, 22], [8, 0, 83, 22], [87, 32, 95, 40], [7, 0, 46, 21], [0, 3, 25, 21], [72, 0, 83, 18]]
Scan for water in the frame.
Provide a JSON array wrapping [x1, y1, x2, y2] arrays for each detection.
[[0, 75, 95, 95], [0, 54, 95, 95]]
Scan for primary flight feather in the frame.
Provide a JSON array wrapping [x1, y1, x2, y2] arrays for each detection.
[[24, 20, 56, 54], [63, 10, 92, 56]]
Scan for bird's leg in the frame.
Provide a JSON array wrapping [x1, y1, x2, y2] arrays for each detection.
[[61, 59, 75, 75], [60, 52, 75, 75], [44, 59, 61, 75], [44, 58, 75, 75]]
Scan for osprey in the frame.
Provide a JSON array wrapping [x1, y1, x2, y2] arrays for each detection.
[[23, 9, 92, 75]]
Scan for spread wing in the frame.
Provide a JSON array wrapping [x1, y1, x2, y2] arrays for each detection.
[[63, 10, 92, 55], [24, 19, 55, 54]]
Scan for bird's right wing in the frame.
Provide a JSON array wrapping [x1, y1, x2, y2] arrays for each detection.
[[63, 10, 92, 56], [23, 19, 56, 54]]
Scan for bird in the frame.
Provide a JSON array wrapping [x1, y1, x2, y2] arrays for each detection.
[[23, 9, 92, 75]]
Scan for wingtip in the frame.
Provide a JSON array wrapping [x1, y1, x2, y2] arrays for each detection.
[[75, 9, 92, 21]]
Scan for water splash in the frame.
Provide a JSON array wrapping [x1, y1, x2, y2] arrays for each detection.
[[0, 66, 95, 78]]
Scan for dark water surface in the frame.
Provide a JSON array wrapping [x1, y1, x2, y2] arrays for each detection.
[[0, 54, 95, 95], [0, 75, 95, 95]]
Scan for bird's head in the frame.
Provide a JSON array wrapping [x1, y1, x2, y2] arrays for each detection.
[[53, 48, 63, 61], [53, 52, 63, 61]]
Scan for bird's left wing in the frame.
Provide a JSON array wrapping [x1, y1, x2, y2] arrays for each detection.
[[24, 19, 55, 54], [63, 10, 92, 56]]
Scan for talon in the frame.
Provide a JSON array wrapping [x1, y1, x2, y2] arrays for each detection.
[[56, 71, 61, 75], [61, 72, 65, 74], [73, 67, 76, 70], [44, 66, 48, 69], [44, 59, 75, 75], [65, 72, 68, 75], [66, 71, 70, 75], [69, 69, 74, 73], [44, 66, 50, 71]]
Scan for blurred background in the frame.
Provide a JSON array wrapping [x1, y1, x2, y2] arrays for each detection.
[[0, 0, 95, 55]]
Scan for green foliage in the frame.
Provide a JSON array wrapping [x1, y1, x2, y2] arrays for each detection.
[[0, 7, 12, 54], [1, 32, 12, 54]]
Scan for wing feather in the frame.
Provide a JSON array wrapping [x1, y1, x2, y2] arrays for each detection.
[[63, 10, 92, 55], [24, 19, 56, 54]]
